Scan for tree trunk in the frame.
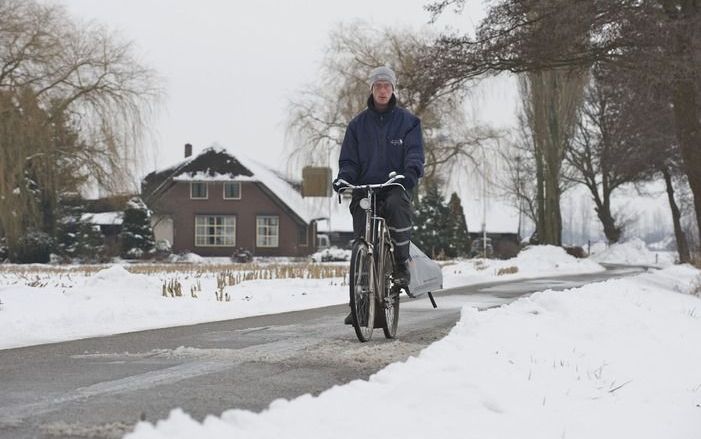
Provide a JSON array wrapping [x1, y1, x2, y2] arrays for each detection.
[[543, 168, 562, 245], [669, 1, 701, 254], [527, 68, 585, 246], [594, 201, 621, 243], [589, 175, 622, 243], [535, 142, 546, 243], [662, 166, 691, 263], [672, 80, 701, 254]]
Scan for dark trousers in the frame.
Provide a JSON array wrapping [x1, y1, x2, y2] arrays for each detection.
[[349, 186, 413, 263]]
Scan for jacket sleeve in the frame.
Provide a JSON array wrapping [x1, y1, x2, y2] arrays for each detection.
[[338, 121, 360, 184], [403, 117, 425, 189]]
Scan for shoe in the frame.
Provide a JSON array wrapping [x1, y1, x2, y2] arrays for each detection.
[[393, 260, 410, 287], [344, 312, 354, 325]]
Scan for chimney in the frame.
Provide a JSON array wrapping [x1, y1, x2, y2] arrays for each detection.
[[184, 143, 192, 158]]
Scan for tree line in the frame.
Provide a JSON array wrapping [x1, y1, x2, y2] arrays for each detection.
[[289, 2, 701, 263], [427, 0, 700, 262]]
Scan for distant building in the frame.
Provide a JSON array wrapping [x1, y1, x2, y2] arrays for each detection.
[[141, 146, 319, 257], [463, 198, 521, 259]]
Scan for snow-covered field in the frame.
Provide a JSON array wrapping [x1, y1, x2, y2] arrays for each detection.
[[0, 263, 348, 350], [1, 243, 699, 438], [0, 245, 602, 350]]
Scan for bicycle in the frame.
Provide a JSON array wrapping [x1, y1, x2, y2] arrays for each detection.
[[336, 173, 406, 342]]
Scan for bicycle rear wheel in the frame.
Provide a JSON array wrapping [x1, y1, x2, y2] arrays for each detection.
[[380, 245, 400, 339], [349, 240, 374, 342]]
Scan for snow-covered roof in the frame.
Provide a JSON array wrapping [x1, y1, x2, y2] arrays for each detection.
[[143, 146, 316, 224], [463, 197, 520, 234], [305, 196, 354, 233], [233, 152, 316, 223], [172, 172, 257, 182], [81, 211, 124, 226]]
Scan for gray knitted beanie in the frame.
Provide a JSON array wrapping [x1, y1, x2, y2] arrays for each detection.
[[368, 66, 396, 90]]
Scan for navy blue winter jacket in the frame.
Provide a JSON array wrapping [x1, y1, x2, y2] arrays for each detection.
[[338, 95, 425, 190]]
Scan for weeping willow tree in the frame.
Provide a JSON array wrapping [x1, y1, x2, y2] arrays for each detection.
[[0, 0, 161, 258], [286, 21, 496, 190]]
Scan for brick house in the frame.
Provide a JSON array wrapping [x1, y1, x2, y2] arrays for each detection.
[[141, 146, 318, 257]]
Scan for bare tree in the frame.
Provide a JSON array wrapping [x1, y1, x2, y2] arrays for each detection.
[[0, 0, 161, 256], [427, 0, 701, 249], [565, 67, 660, 243], [523, 67, 586, 245], [499, 114, 539, 230], [286, 21, 495, 190]]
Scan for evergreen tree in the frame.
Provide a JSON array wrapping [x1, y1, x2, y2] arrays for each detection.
[[448, 192, 470, 258], [74, 221, 107, 262], [413, 183, 453, 259], [119, 197, 155, 259], [56, 194, 85, 261], [55, 195, 108, 262]]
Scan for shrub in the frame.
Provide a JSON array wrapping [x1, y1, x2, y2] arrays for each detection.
[[494, 240, 520, 259], [564, 246, 586, 259], [12, 231, 55, 263], [0, 237, 7, 262], [497, 266, 519, 276], [231, 247, 253, 263]]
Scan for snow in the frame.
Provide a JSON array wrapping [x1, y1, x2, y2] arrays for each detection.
[[145, 146, 317, 223], [2, 246, 698, 438], [126, 264, 701, 439], [0, 247, 604, 351], [590, 238, 677, 267], [234, 151, 316, 223], [463, 197, 520, 234], [444, 245, 605, 288], [170, 252, 207, 264], [0, 264, 349, 350], [80, 211, 124, 226], [310, 247, 351, 262], [307, 196, 354, 233], [172, 171, 257, 182]]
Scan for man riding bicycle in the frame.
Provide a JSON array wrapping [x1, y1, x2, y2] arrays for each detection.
[[333, 66, 425, 324]]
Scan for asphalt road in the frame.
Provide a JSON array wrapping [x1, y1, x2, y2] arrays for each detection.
[[0, 265, 643, 439]]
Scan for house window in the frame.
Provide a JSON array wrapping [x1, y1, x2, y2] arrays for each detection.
[[298, 225, 308, 246], [223, 182, 241, 200], [195, 215, 236, 247], [190, 182, 208, 199], [256, 216, 279, 248]]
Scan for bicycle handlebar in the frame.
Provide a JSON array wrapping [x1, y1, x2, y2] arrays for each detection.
[[335, 174, 406, 204], [336, 174, 405, 192]]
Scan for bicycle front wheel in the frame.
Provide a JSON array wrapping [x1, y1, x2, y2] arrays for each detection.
[[349, 240, 374, 342], [380, 245, 400, 339]]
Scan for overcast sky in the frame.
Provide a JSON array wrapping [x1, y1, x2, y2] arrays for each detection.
[[56, 1, 673, 240], [59, 0, 517, 177]]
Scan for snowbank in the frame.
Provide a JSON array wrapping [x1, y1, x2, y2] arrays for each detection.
[[443, 245, 604, 288], [127, 265, 701, 439], [310, 247, 351, 262], [0, 265, 347, 350], [590, 238, 676, 267]]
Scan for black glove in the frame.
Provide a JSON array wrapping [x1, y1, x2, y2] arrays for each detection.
[[332, 177, 347, 193], [404, 169, 418, 190]]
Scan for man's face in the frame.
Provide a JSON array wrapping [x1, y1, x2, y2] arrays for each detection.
[[372, 80, 393, 106]]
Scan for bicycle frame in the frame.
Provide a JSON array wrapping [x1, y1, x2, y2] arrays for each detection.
[[338, 175, 406, 298]]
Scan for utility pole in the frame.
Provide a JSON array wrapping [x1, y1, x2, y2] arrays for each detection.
[[482, 154, 488, 257]]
